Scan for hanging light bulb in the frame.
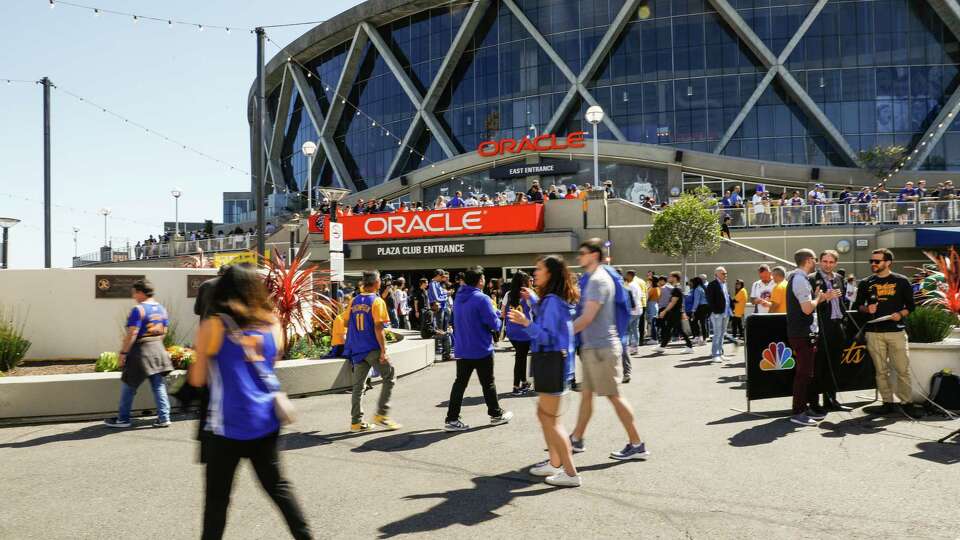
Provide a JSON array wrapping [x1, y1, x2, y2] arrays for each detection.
[[225, 27, 230, 33], [93, 8, 99, 16], [168, 20, 173, 26], [48, 0, 54, 9], [133, 15, 139, 23], [198, 24, 204, 31]]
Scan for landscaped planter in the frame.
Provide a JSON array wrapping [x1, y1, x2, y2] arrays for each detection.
[[906, 338, 960, 402], [950, 326, 960, 339]]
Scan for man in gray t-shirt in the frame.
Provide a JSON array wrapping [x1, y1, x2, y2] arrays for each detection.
[[580, 269, 619, 349], [570, 239, 649, 462]]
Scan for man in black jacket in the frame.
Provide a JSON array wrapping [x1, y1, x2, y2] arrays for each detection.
[[809, 250, 852, 412], [705, 267, 731, 362]]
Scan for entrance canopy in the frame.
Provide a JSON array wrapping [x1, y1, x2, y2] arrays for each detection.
[[915, 227, 960, 247]]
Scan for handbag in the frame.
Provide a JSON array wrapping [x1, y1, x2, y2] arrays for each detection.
[[219, 314, 297, 426], [531, 350, 567, 394]]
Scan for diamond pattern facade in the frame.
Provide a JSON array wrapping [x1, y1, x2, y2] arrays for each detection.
[[260, 0, 960, 195]]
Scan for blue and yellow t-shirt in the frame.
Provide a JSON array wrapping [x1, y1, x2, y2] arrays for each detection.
[[344, 293, 389, 364], [126, 301, 169, 339]]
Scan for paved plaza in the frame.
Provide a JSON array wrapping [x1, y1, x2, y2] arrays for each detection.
[[1, 342, 958, 539]]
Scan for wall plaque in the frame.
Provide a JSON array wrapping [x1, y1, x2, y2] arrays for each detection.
[[95, 275, 145, 299]]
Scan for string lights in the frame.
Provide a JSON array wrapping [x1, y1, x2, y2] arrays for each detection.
[[0, 192, 157, 229]]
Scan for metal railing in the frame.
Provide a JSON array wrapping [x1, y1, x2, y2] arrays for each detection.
[[72, 235, 255, 267], [718, 199, 960, 228]]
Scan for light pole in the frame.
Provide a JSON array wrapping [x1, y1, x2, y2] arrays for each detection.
[[301, 141, 318, 213], [0, 217, 21, 270], [284, 213, 301, 263], [72, 227, 79, 258], [171, 188, 183, 239], [585, 105, 604, 188], [98, 208, 111, 248]]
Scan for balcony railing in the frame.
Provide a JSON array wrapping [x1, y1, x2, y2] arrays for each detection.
[[718, 199, 960, 228], [72, 235, 254, 267]]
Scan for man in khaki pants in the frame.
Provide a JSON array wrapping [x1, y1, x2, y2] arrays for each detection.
[[852, 248, 919, 417]]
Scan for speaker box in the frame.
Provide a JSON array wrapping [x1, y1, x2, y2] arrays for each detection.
[[400, 176, 409, 186], [811, 167, 820, 180], [674, 150, 684, 163]]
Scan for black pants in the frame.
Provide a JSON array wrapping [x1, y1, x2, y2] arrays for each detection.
[[445, 356, 503, 422], [510, 339, 530, 388], [694, 307, 710, 340], [202, 432, 312, 540], [660, 318, 692, 348], [817, 318, 846, 404], [637, 311, 646, 343], [730, 316, 744, 339]]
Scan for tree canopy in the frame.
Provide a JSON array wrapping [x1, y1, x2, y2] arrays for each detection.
[[644, 188, 722, 265]]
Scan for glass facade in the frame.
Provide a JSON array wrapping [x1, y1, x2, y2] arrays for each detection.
[[266, 0, 960, 195]]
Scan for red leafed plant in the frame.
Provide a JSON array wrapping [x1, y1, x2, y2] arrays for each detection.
[[921, 247, 960, 316], [262, 237, 319, 353]]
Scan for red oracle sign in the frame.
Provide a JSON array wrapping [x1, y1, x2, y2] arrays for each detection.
[[309, 204, 545, 242], [476, 131, 587, 157]]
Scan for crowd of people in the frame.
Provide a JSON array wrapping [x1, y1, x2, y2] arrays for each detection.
[[133, 227, 257, 260]]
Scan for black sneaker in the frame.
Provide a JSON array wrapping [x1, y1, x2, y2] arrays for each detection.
[[823, 400, 852, 412], [103, 417, 131, 428], [868, 402, 898, 416], [807, 407, 827, 420], [899, 403, 923, 419]]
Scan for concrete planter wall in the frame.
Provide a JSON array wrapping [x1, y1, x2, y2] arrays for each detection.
[[0, 334, 433, 425], [906, 338, 960, 402]]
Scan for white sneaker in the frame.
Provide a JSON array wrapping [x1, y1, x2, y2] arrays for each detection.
[[490, 411, 514, 425], [711, 356, 723, 363], [654, 346, 666, 353], [545, 470, 582, 487], [682, 347, 694, 354], [529, 460, 561, 477]]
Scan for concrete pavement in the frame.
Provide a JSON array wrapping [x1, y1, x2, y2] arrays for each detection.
[[1, 341, 958, 539]]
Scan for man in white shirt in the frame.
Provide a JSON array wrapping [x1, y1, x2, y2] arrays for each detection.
[[750, 264, 775, 314], [464, 194, 480, 207], [392, 278, 410, 330], [752, 187, 768, 226]]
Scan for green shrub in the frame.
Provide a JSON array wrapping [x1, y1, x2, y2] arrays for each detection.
[[905, 306, 957, 343], [0, 307, 31, 372], [284, 337, 330, 360], [95, 351, 120, 372]]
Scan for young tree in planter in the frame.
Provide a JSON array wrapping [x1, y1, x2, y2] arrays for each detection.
[[857, 145, 907, 180], [644, 187, 722, 283]]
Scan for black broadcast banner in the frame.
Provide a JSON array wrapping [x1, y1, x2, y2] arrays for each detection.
[[95, 275, 145, 299], [488, 159, 579, 180], [744, 312, 877, 401], [363, 239, 485, 259]]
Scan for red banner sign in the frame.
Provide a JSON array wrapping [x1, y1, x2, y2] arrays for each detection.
[[309, 204, 545, 242], [477, 132, 587, 157]]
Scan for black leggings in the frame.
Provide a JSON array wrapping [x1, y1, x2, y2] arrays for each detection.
[[510, 339, 531, 387], [202, 432, 312, 540], [730, 317, 744, 339]]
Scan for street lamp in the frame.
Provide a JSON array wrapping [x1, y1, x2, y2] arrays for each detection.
[[72, 227, 79, 258], [98, 208, 111, 248], [301, 141, 318, 213], [585, 105, 605, 188], [318, 186, 351, 301], [171, 187, 183, 239], [284, 213, 301, 263], [0, 217, 21, 270]]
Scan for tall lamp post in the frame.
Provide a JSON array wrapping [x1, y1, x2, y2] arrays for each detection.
[[284, 213, 301, 262], [171, 188, 183, 256], [98, 208, 111, 248], [0, 217, 21, 270], [585, 105, 605, 188], [318, 187, 351, 301], [72, 227, 79, 258], [301, 141, 318, 213]]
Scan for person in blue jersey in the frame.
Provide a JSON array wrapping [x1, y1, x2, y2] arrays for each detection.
[[570, 238, 650, 461], [187, 266, 312, 540], [104, 279, 174, 428], [344, 270, 401, 432], [428, 268, 452, 361], [501, 270, 535, 396], [443, 266, 514, 432], [508, 255, 582, 487]]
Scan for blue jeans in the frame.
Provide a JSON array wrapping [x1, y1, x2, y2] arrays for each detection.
[[645, 303, 659, 341], [118, 373, 170, 423], [435, 307, 452, 359], [710, 313, 729, 358], [627, 315, 641, 348]]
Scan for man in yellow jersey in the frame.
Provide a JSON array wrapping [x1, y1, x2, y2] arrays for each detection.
[[769, 266, 788, 314]]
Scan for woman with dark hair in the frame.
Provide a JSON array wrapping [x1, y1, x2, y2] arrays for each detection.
[[508, 255, 581, 487], [691, 276, 710, 346], [501, 271, 536, 396], [104, 279, 174, 428], [188, 265, 312, 540], [731, 279, 747, 340]]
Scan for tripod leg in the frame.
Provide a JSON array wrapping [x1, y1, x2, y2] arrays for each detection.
[[937, 428, 960, 444]]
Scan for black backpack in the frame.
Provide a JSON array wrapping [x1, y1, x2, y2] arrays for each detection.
[[929, 370, 960, 411]]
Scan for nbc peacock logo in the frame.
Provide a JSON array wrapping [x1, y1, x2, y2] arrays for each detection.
[[759, 342, 795, 371]]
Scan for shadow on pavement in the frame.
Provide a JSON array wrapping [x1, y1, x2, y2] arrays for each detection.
[[0, 423, 145, 449], [817, 414, 897, 439], [673, 360, 716, 368], [378, 462, 626, 538], [435, 392, 532, 408], [279, 430, 377, 452], [910, 441, 960, 464], [351, 426, 496, 453], [721, 362, 746, 369], [728, 418, 799, 447], [716, 375, 746, 390]]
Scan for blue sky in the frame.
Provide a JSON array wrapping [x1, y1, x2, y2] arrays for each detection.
[[0, 0, 361, 268]]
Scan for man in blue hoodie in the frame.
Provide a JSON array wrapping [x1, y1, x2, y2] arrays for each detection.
[[570, 239, 649, 460], [443, 266, 514, 432], [428, 269, 452, 361]]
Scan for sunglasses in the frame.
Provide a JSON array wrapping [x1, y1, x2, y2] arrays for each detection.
[[869, 259, 885, 264]]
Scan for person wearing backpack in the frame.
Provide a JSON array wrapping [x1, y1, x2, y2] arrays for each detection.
[[569, 239, 650, 461]]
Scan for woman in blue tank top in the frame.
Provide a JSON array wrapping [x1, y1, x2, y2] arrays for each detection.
[[501, 271, 537, 396], [507, 255, 581, 487], [188, 265, 312, 540]]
